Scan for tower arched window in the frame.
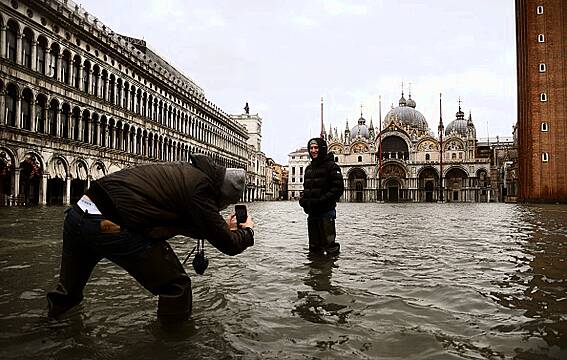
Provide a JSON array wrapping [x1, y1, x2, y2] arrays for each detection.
[[541, 122, 548, 132], [540, 92, 547, 102], [537, 5, 544, 14], [539, 63, 546, 72], [542, 152, 549, 162], [538, 34, 545, 43]]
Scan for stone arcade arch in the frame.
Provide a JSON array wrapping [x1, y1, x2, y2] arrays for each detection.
[[70, 159, 89, 204], [18, 153, 43, 206], [0, 148, 15, 205], [47, 156, 68, 205]]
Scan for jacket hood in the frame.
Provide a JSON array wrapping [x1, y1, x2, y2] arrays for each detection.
[[190, 154, 245, 209], [307, 137, 328, 160], [190, 154, 226, 189]]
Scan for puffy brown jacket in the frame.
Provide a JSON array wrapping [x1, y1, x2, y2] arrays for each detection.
[[86, 155, 253, 256]]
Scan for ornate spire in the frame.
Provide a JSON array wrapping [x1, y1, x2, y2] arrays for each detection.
[[456, 97, 465, 120]]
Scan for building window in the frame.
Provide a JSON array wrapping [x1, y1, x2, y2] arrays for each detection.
[[536, 5, 544, 14], [335, 156, 338, 162], [452, 153, 457, 160], [539, 63, 546, 72], [540, 92, 547, 102], [425, 154, 430, 161], [291, 167, 295, 176], [358, 156, 362, 162], [292, 178, 295, 183], [542, 152, 549, 162], [538, 34, 545, 43], [300, 167, 303, 175], [541, 122, 548, 132]]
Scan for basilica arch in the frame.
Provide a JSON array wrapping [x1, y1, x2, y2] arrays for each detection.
[[379, 134, 410, 161], [444, 166, 469, 202], [418, 166, 440, 202], [347, 167, 368, 202], [380, 162, 407, 202]]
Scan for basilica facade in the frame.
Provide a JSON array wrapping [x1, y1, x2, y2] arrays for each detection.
[[0, 0, 251, 206], [321, 93, 491, 202]]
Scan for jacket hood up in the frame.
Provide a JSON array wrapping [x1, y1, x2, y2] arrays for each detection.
[[307, 137, 328, 160], [190, 154, 245, 209]]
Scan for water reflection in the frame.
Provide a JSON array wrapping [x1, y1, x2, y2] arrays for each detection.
[[293, 253, 350, 325]]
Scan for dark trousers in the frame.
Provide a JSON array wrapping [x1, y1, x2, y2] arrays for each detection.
[[47, 206, 192, 320], [307, 216, 340, 255]]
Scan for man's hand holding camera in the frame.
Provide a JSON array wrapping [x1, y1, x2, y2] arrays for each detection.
[[227, 214, 254, 231]]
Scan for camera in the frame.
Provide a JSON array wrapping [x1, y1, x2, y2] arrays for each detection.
[[192, 250, 209, 275], [235, 204, 247, 225]]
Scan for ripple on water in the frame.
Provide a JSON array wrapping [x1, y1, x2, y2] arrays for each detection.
[[1, 202, 567, 359]]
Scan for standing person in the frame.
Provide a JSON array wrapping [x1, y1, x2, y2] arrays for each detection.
[[299, 138, 344, 255], [47, 155, 254, 321]]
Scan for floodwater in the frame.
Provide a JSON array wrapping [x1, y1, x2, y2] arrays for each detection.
[[0, 202, 566, 360]]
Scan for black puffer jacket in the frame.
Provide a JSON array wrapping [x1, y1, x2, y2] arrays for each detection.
[[299, 137, 344, 215], [86, 155, 253, 256]]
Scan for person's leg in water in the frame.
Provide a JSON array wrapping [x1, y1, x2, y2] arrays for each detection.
[[307, 216, 325, 254], [48, 206, 191, 321], [47, 207, 103, 318], [111, 240, 192, 322], [321, 217, 340, 256]]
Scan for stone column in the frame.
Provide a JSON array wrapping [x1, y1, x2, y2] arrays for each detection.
[[55, 108, 62, 137], [132, 133, 138, 155], [56, 53, 62, 82], [39, 174, 48, 205], [16, 32, 22, 64], [64, 176, 71, 206], [96, 74, 102, 98], [77, 65, 84, 90], [85, 69, 92, 94], [30, 99, 36, 132], [13, 169, 20, 205], [104, 78, 110, 102], [31, 40, 37, 71], [77, 113, 83, 141], [0, 25, 6, 58], [144, 136, 149, 157], [15, 95, 21, 128], [41, 106, 48, 133], [0, 89, 5, 126], [94, 119, 100, 146]]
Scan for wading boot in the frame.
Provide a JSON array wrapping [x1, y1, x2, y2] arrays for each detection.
[[157, 278, 192, 322]]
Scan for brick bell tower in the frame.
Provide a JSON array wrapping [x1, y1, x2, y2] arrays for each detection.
[[516, 0, 567, 202]]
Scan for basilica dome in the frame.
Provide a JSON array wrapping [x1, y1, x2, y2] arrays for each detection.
[[445, 107, 469, 136], [384, 100, 428, 132], [351, 115, 370, 139]]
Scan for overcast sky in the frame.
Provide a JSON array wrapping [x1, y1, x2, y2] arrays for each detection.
[[77, 0, 517, 164]]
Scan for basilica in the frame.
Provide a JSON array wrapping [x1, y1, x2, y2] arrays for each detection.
[[297, 92, 493, 203]]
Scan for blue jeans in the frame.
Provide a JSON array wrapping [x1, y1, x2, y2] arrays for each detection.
[[47, 205, 191, 320]]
